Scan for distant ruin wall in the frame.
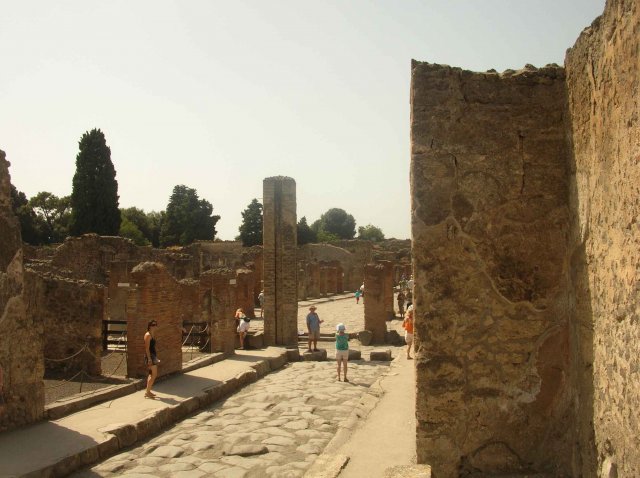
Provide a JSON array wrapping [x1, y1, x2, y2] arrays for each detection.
[[565, 1, 640, 475], [410, 62, 574, 476], [0, 150, 44, 432]]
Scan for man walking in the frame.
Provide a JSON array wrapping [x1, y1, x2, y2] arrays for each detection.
[[306, 305, 323, 352]]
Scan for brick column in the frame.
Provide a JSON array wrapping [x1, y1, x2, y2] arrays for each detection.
[[126, 262, 183, 379], [363, 263, 387, 343], [263, 176, 298, 346], [381, 260, 395, 321], [319, 266, 328, 296], [235, 268, 255, 319], [335, 263, 344, 293], [199, 268, 236, 354], [308, 262, 320, 298]]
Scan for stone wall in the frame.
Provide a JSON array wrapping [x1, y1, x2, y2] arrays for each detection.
[[565, 1, 640, 475], [263, 177, 298, 346], [363, 263, 388, 344], [199, 268, 236, 354], [235, 268, 255, 319], [410, 62, 575, 476], [126, 262, 183, 379], [0, 150, 44, 432], [26, 272, 104, 376]]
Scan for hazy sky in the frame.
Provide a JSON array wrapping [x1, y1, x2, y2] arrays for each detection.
[[1, 0, 605, 240]]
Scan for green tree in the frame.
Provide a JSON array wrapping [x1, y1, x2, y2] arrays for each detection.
[[146, 210, 165, 248], [315, 208, 356, 239], [160, 185, 220, 247], [29, 192, 71, 243], [357, 224, 385, 242], [69, 128, 121, 236], [10, 185, 43, 245], [297, 216, 317, 245], [119, 216, 150, 246], [238, 199, 263, 247], [121, 207, 153, 243]]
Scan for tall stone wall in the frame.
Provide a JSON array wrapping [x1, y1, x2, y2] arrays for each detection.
[[235, 268, 255, 319], [126, 262, 183, 378], [26, 272, 104, 376], [410, 62, 575, 476], [0, 150, 44, 432], [565, 1, 640, 475], [199, 268, 236, 354], [263, 177, 298, 346]]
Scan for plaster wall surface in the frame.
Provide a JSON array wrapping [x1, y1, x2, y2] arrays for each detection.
[[410, 62, 574, 476], [565, 1, 640, 475]]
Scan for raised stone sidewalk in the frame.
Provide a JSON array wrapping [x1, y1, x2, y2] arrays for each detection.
[[0, 348, 292, 478]]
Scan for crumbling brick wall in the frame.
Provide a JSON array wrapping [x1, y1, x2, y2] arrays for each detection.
[[263, 177, 298, 346], [0, 150, 44, 432], [565, 1, 640, 475], [410, 62, 574, 476], [363, 263, 388, 344], [235, 268, 255, 319], [126, 262, 183, 378], [199, 268, 236, 354], [26, 272, 104, 376]]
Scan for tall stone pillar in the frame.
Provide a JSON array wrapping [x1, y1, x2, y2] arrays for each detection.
[[199, 268, 236, 354], [380, 260, 395, 321], [263, 177, 298, 346], [363, 263, 387, 344], [0, 150, 44, 432]]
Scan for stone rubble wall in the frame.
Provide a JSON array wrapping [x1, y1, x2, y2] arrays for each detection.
[[235, 268, 255, 319], [24, 271, 104, 376], [410, 62, 574, 476], [565, 1, 640, 475], [126, 262, 183, 379], [263, 177, 298, 346], [199, 268, 237, 354], [0, 150, 44, 432]]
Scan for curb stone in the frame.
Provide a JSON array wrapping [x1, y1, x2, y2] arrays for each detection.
[[303, 354, 401, 478]]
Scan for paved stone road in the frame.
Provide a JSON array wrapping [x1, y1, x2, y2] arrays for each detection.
[[76, 360, 389, 478]]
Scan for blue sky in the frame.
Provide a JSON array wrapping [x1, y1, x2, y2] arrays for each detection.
[[1, 0, 605, 240]]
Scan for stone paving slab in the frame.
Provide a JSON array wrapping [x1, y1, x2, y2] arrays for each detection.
[[0, 348, 289, 478]]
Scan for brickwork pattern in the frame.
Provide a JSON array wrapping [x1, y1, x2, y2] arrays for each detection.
[[0, 150, 44, 432], [263, 177, 298, 346], [199, 268, 236, 354], [235, 268, 255, 319], [363, 263, 387, 344], [126, 263, 183, 379], [410, 62, 574, 476]]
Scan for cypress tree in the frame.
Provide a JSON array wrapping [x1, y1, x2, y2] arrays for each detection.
[[70, 129, 121, 236], [238, 198, 263, 247]]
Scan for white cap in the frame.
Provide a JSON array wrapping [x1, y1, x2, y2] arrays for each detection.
[[336, 323, 346, 331]]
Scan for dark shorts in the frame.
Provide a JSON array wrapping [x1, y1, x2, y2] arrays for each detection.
[[145, 355, 159, 367]]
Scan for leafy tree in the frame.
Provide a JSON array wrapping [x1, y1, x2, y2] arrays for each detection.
[[146, 211, 165, 248], [160, 185, 220, 247], [297, 216, 317, 245], [119, 216, 150, 246], [10, 185, 43, 245], [357, 224, 385, 242], [121, 207, 153, 243], [315, 208, 356, 240], [70, 128, 121, 236], [238, 199, 263, 247], [29, 192, 71, 243], [317, 229, 340, 242]]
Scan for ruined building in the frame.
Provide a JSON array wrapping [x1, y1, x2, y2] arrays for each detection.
[[410, 1, 639, 476]]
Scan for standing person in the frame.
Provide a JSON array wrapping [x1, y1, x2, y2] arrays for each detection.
[[306, 305, 323, 352], [237, 314, 251, 349], [403, 307, 414, 359], [355, 289, 362, 304], [258, 290, 265, 318], [397, 290, 406, 318], [335, 323, 349, 382], [144, 320, 160, 398]]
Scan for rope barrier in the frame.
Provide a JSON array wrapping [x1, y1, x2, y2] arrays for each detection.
[[182, 324, 196, 346], [44, 344, 88, 362]]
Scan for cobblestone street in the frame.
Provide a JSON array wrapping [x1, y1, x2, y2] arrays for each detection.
[[77, 360, 389, 478], [73, 295, 402, 478]]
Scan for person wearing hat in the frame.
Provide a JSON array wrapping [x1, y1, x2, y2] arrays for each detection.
[[335, 323, 350, 382], [306, 305, 323, 352]]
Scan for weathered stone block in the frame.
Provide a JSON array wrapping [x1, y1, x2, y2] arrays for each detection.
[[369, 349, 392, 361]]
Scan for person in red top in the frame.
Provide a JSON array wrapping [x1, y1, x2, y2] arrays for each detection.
[[402, 307, 414, 359]]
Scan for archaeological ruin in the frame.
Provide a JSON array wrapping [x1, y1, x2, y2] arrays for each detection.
[[411, 1, 639, 476]]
